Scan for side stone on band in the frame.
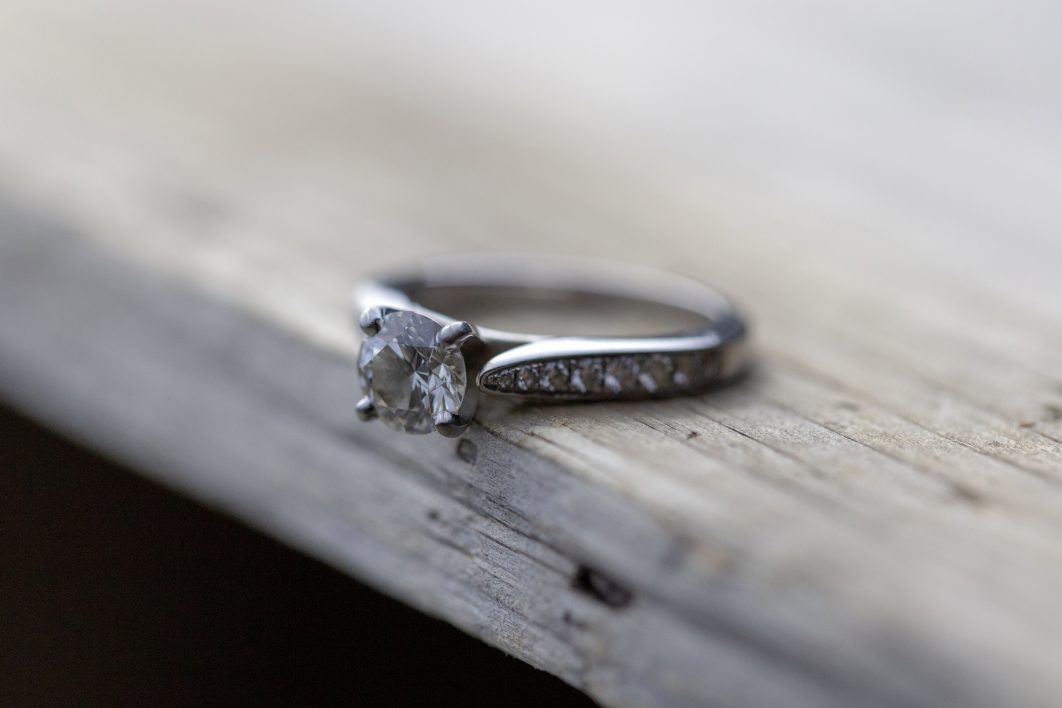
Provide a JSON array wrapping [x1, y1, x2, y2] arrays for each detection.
[[480, 350, 723, 399], [352, 256, 749, 436]]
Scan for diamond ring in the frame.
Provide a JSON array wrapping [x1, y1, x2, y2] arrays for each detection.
[[353, 255, 749, 437]]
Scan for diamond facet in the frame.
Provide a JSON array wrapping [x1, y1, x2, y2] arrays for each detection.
[[357, 311, 467, 434]]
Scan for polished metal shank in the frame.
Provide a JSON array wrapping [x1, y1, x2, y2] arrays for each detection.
[[354, 255, 749, 404]]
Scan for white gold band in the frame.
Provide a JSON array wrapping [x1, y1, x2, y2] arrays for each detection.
[[355, 256, 749, 407]]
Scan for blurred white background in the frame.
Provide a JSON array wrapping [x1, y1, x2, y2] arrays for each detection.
[[1, 1, 1060, 355]]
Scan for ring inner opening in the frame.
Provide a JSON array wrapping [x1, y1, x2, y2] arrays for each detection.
[[410, 286, 709, 337]]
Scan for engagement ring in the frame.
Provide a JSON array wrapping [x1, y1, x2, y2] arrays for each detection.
[[353, 256, 749, 436]]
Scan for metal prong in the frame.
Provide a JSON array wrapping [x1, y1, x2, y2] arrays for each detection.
[[436, 321, 476, 347], [356, 397, 377, 422], [433, 411, 469, 438], [358, 307, 384, 336]]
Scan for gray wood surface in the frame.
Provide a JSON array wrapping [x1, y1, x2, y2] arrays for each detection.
[[2, 2, 1062, 706]]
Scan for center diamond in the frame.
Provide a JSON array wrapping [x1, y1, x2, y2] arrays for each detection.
[[357, 310, 467, 434]]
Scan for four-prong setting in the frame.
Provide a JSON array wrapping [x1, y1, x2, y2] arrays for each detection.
[[356, 307, 479, 436], [355, 396, 377, 422], [433, 410, 471, 438], [358, 306, 386, 336], [436, 321, 477, 347]]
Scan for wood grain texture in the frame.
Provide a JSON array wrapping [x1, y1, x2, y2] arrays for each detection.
[[1, 2, 1062, 706]]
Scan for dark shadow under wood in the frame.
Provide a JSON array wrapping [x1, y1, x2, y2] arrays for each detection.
[[0, 406, 595, 708]]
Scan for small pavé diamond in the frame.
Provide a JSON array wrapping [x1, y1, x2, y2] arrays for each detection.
[[494, 369, 516, 392], [639, 354, 674, 393], [672, 353, 699, 388], [671, 351, 720, 389], [516, 365, 538, 392], [604, 356, 639, 394], [571, 358, 605, 394], [543, 360, 570, 392]]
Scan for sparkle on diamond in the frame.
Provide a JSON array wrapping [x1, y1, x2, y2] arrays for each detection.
[[358, 311, 467, 434]]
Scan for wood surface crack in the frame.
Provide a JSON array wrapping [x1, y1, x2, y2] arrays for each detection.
[[471, 526, 571, 576], [775, 355, 1062, 486], [648, 410, 847, 515], [761, 396, 989, 506]]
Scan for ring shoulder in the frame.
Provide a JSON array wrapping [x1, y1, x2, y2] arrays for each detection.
[[478, 345, 745, 401]]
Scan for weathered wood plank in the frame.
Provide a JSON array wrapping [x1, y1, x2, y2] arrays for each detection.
[[1, 2, 1061, 706]]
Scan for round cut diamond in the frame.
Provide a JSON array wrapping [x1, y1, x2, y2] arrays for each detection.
[[358, 311, 467, 434]]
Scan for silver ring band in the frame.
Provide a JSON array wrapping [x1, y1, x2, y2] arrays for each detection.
[[353, 255, 749, 436]]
